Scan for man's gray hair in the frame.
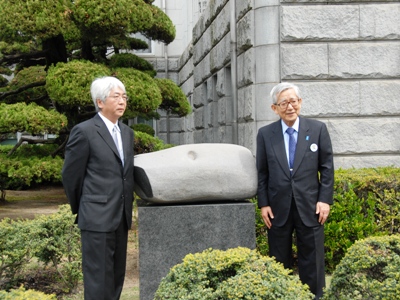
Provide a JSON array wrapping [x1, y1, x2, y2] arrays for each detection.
[[90, 76, 126, 112], [270, 82, 301, 104]]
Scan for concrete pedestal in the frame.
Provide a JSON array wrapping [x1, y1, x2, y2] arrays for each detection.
[[137, 200, 256, 300]]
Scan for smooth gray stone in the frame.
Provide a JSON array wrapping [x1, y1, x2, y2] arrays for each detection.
[[134, 143, 257, 203], [138, 200, 256, 300]]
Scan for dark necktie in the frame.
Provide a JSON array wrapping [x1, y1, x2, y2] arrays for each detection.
[[286, 127, 296, 172]]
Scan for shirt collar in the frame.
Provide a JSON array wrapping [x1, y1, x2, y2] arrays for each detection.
[[281, 117, 300, 134], [98, 112, 119, 132]]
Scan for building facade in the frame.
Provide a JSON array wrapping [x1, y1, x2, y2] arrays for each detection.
[[143, 0, 400, 169]]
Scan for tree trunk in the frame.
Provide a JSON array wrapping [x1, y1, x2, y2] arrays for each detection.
[[42, 34, 68, 70], [81, 40, 94, 61]]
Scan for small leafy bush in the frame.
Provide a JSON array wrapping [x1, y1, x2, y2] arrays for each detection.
[[0, 145, 63, 190], [155, 78, 191, 117], [109, 53, 156, 77], [0, 205, 82, 293], [131, 123, 155, 136], [134, 131, 173, 154], [323, 234, 400, 299], [0, 286, 56, 300], [0, 102, 67, 135], [155, 247, 314, 300], [0, 66, 47, 103]]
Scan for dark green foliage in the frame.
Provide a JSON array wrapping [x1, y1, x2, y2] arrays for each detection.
[[142, 5, 176, 44], [324, 183, 381, 272], [109, 53, 156, 77], [0, 0, 178, 139], [0, 205, 81, 293], [323, 235, 400, 299], [0, 144, 63, 190], [251, 197, 269, 257], [0, 66, 47, 104], [155, 78, 191, 116], [71, 0, 153, 38], [0, 103, 67, 135], [134, 131, 173, 154], [334, 167, 400, 234], [113, 68, 162, 118], [155, 247, 314, 299], [131, 123, 155, 136], [46, 60, 110, 108]]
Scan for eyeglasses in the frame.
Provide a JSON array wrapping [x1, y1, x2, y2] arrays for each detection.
[[274, 98, 299, 109], [110, 94, 129, 102]]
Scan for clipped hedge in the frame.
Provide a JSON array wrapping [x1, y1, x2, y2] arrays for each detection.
[[155, 247, 314, 300], [0, 205, 81, 294], [134, 131, 173, 154], [0, 145, 63, 191], [155, 78, 191, 117], [0, 286, 56, 300], [131, 123, 155, 136], [0, 102, 67, 135], [0, 66, 47, 103], [109, 53, 156, 77], [323, 234, 400, 299], [253, 166, 400, 274]]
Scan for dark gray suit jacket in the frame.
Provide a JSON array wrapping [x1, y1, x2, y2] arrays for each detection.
[[62, 114, 134, 232], [256, 117, 334, 227]]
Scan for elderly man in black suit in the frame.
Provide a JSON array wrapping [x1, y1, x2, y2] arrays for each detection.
[[256, 82, 334, 299], [62, 76, 134, 300]]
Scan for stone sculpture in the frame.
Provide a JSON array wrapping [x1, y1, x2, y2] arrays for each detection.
[[134, 143, 257, 203]]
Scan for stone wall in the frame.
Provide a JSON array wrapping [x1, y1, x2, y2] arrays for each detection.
[[156, 0, 400, 169]]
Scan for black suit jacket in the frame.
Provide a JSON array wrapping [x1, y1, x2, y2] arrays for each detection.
[[62, 114, 134, 232], [256, 117, 334, 227]]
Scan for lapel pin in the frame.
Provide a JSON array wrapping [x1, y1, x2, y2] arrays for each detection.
[[306, 136, 309, 140], [310, 143, 318, 152]]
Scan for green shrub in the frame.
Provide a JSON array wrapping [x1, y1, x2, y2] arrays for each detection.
[[0, 145, 64, 190], [0, 217, 34, 281], [335, 167, 400, 234], [109, 53, 156, 77], [0, 205, 82, 293], [155, 78, 191, 117], [323, 234, 400, 299], [324, 186, 381, 272], [155, 247, 314, 300], [0, 286, 56, 300], [32, 205, 82, 292], [134, 131, 173, 154], [131, 123, 155, 136]]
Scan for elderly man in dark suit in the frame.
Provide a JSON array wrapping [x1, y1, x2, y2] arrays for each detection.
[[62, 76, 134, 300], [256, 82, 334, 299]]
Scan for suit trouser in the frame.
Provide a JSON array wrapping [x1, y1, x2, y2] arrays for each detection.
[[267, 199, 325, 299], [81, 217, 128, 300]]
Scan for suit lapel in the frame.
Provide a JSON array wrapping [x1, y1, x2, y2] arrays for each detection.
[[270, 120, 291, 178], [94, 114, 121, 159], [292, 117, 310, 176]]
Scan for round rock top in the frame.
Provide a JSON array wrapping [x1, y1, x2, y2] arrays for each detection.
[[134, 143, 257, 204]]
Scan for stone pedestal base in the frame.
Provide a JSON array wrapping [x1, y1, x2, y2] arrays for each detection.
[[137, 201, 256, 300]]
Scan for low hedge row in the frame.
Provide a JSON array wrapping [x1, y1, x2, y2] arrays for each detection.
[[253, 166, 400, 273]]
